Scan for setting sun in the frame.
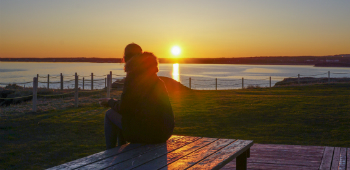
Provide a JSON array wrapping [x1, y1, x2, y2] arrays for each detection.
[[171, 46, 181, 56]]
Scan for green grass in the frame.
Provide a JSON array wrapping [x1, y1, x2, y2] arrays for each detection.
[[170, 83, 350, 146], [1, 83, 350, 169], [0, 105, 107, 169]]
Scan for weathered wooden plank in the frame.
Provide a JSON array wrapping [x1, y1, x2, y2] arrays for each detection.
[[250, 147, 324, 153], [250, 152, 322, 159], [160, 138, 235, 170], [225, 157, 321, 168], [222, 162, 317, 170], [187, 140, 253, 170], [249, 152, 323, 161], [261, 149, 320, 155], [246, 158, 321, 167], [131, 137, 218, 170], [46, 143, 144, 170], [223, 144, 328, 170], [105, 137, 209, 170], [332, 147, 341, 170], [320, 147, 335, 170], [347, 148, 350, 170], [77, 136, 200, 170], [250, 146, 325, 152], [338, 148, 347, 170], [250, 143, 324, 150]]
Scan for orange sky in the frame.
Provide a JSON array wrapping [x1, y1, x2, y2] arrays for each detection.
[[1, 1, 350, 58]]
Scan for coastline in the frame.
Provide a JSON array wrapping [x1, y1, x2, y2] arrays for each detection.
[[1, 55, 350, 67], [314, 62, 350, 67], [2, 60, 350, 67]]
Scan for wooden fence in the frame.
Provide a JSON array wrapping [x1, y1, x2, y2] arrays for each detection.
[[1, 70, 349, 112], [187, 71, 338, 90], [31, 72, 114, 112]]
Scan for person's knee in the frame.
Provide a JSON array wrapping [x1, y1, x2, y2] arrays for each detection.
[[106, 109, 114, 118], [105, 109, 123, 129]]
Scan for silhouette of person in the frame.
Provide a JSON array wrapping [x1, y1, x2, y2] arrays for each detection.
[[99, 43, 175, 149]]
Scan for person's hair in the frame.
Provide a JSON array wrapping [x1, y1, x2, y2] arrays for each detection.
[[123, 43, 142, 63], [124, 52, 159, 74]]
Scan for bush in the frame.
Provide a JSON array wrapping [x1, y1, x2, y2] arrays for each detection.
[[246, 84, 261, 89], [5, 84, 24, 90]]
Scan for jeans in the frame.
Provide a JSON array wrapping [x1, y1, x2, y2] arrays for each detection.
[[104, 109, 125, 149]]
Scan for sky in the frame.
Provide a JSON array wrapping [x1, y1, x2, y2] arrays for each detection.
[[1, 0, 350, 58]]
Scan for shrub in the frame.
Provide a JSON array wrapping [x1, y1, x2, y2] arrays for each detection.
[[246, 84, 261, 89]]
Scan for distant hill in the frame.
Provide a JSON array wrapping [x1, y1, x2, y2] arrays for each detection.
[[314, 62, 350, 67], [1, 54, 350, 65]]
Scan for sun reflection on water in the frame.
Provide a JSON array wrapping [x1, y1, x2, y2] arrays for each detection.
[[172, 63, 180, 82]]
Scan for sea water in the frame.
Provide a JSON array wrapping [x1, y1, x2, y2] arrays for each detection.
[[0, 62, 349, 90]]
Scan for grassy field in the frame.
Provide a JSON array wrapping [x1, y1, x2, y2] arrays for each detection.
[[1, 83, 350, 169]]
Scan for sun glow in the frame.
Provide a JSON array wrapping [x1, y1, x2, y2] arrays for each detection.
[[171, 46, 181, 56], [172, 63, 180, 82]]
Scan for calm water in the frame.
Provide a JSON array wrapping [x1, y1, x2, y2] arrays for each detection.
[[1, 62, 349, 90]]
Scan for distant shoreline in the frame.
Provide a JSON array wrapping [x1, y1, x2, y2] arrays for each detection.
[[0, 60, 315, 65], [1, 55, 350, 67], [314, 62, 350, 67]]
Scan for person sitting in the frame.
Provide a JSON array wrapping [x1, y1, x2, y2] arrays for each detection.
[[99, 43, 175, 149]]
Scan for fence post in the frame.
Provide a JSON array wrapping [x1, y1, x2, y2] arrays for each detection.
[[83, 77, 85, 90], [189, 77, 191, 89], [109, 74, 112, 92], [269, 76, 271, 88], [110, 71, 112, 83], [107, 75, 111, 98], [215, 78, 217, 90], [328, 71, 330, 83], [74, 73, 78, 107], [47, 74, 49, 89], [242, 77, 244, 89], [91, 73, 93, 90], [33, 77, 38, 112], [298, 74, 300, 85], [60, 73, 63, 90]]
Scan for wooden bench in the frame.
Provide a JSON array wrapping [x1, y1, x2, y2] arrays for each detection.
[[47, 135, 253, 170]]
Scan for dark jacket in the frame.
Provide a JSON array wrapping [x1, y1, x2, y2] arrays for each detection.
[[108, 52, 174, 143]]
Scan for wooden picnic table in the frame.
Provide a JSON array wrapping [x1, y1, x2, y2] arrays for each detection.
[[47, 135, 253, 170]]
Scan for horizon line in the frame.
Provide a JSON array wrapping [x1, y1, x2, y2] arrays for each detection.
[[1, 54, 350, 59]]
